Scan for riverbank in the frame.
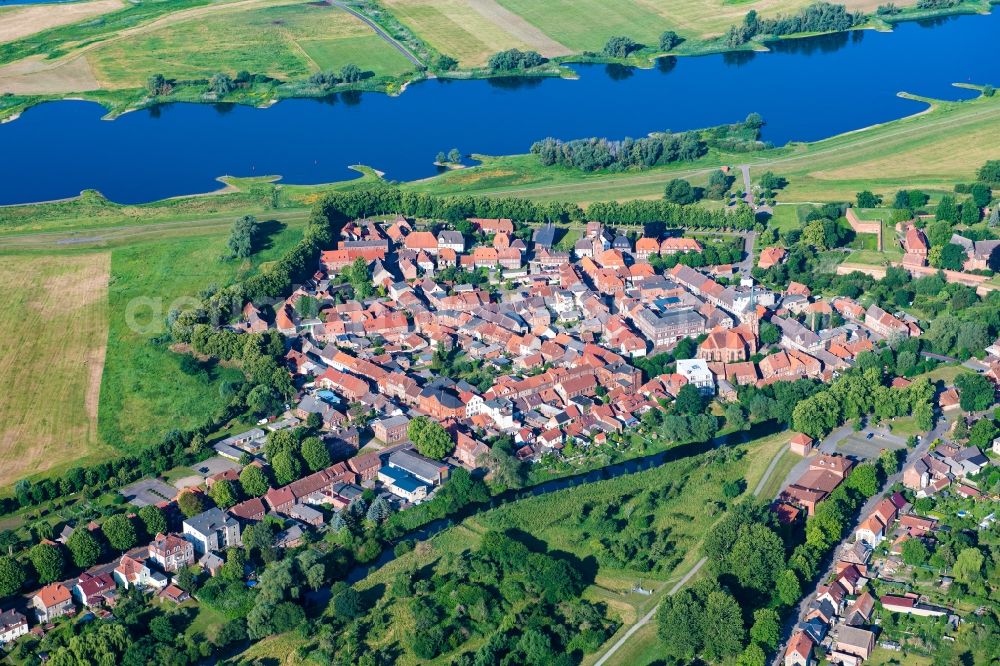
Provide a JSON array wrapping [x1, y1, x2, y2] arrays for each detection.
[[0, 1, 994, 123]]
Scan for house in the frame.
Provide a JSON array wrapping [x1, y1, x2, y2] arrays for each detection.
[[834, 626, 875, 661], [845, 590, 875, 626], [0, 609, 27, 644], [437, 230, 465, 253], [790, 433, 814, 456], [348, 451, 382, 482], [372, 415, 409, 444], [758, 246, 787, 269], [72, 572, 118, 607], [784, 630, 815, 666], [114, 554, 167, 590], [855, 514, 886, 547], [880, 595, 947, 617], [31, 583, 74, 623], [676, 358, 715, 395], [159, 584, 191, 604], [148, 533, 195, 572], [199, 552, 224, 577], [182, 508, 242, 554], [660, 237, 703, 255], [229, 497, 267, 523]]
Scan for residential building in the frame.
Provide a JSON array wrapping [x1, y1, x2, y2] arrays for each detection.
[[148, 533, 195, 572], [0, 610, 28, 644], [31, 583, 74, 623], [182, 508, 242, 554]]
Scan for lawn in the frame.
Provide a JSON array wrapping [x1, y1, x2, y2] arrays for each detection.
[[757, 447, 799, 501], [97, 215, 306, 451], [86, 0, 415, 89], [0, 252, 118, 487]]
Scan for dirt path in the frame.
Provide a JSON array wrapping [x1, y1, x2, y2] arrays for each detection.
[[0, 0, 123, 44], [592, 557, 708, 666], [465, 0, 573, 58]]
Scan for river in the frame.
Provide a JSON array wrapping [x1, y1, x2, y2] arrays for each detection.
[[1, 11, 998, 205]]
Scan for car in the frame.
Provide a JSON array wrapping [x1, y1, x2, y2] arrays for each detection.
[[866, 433, 874, 439]]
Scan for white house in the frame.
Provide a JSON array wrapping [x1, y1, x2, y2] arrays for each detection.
[[0, 610, 28, 644], [676, 358, 715, 395]]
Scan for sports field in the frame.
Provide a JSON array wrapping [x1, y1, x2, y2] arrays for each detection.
[[0, 252, 117, 487]]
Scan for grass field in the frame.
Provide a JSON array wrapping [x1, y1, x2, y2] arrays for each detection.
[[85, 0, 415, 89], [97, 215, 306, 450], [0, 252, 118, 487], [0, 0, 124, 44]]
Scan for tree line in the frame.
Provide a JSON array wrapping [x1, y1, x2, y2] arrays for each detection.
[[726, 2, 866, 47], [530, 132, 707, 172]]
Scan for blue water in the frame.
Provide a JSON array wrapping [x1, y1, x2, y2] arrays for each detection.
[[1, 11, 998, 205]]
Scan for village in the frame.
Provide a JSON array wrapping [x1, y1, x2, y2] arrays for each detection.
[[1, 209, 997, 665]]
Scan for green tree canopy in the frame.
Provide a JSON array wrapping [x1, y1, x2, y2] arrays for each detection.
[[408, 416, 454, 459], [67, 527, 102, 568], [103, 514, 138, 552], [29, 542, 65, 584], [138, 505, 167, 538], [240, 465, 270, 497]]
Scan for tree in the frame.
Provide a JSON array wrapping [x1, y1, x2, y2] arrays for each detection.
[[240, 465, 270, 497], [705, 169, 733, 199], [271, 450, 303, 486], [340, 64, 363, 83], [664, 178, 698, 205], [776, 568, 801, 606], [447, 148, 461, 163], [407, 416, 454, 459], [901, 538, 929, 566], [955, 373, 995, 411], [487, 49, 544, 71], [226, 214, 260, 258], [435, 151, 446, 164], [930, 243, 966, 270], [366, 495, 391, 524], [846, 463, 879, 497], [209, 479, 241, 510], [657, 588, 703, 660], [103, 514, 138, 552], [67, 527, 102, 568], [856, 191, 881, 208], [730, 524, 786, 592], [0, 556, 26, 597], [209, 72, 234, 95], [603, 35, 641, 58], [178, 491, 206, 518], [750, 608, 781, 650], [936, 194, 958, 222], [673, 383, 705, 415], [246, 384, 280, 417], [977, 159, 1000, 183], [147, 74, 169, 96], [29, 543, 65, 584], [331, 583, 362, 621], [659, 30, 681, 50], [435, 55, 458, 71], [759, 320, 781, 345], [300, 437, 331, 473], [138, 505, 167, 538], [952, 547, 984, 584], [702, 589, 746, 661], [737, 643, 767, 666]]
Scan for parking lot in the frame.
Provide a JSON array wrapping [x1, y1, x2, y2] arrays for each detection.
[[834, 429, 908, 460], [119, 478, 178, 507]]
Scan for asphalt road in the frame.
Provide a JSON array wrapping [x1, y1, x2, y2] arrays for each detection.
[[331, 1, 425, 69]]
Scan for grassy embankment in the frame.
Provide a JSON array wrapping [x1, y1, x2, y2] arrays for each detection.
[[229, 429, 793, 665]]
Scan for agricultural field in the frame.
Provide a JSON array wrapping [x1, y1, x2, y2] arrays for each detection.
[[0, 0, 416, 97], [0, 0, 124, 44], [380, 0, 570, 67], [85, 0, 416, 89], [0, 251, 117, 487]]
